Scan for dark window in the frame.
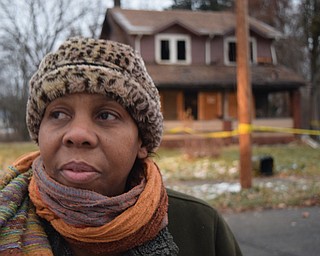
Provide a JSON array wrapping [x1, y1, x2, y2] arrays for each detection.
[[184, 92, 198, 120], [228, 41, 254, 63], [255, 93, 269, 118], [161, 40, 170, 60], [177, 40, 186, 60], [255, 92, 290, 118], [228, 42, 236, 62]]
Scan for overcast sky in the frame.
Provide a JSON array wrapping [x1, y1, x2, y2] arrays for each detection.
[[112, 0, 173, 10]]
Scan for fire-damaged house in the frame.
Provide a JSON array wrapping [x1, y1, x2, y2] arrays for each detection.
[[100, 7, 306, 143]]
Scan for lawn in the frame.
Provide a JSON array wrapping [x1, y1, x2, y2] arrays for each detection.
[[0, 142, 39, 170], [156, 142, 320, 180], [156, 142, 320, 212], [1, 141, 319, 212]]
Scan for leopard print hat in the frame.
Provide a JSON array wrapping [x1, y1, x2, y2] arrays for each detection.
[[26, 37, 163, 152]]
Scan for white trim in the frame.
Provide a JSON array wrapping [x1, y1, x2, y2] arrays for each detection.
[[134, 34, 143, 53], [251, 37, 258, 64], [205, 34, 214, 65], [113, 12, 153, 35], [224, 36, 257, 66], [155, 34, 191, 65], [271, 42, 277, 65]]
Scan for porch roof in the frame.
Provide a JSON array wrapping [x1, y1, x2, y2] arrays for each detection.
[[146, 64, 306, 91]]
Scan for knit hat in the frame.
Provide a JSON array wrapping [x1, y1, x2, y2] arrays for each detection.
[[26, 37, 163, 152]]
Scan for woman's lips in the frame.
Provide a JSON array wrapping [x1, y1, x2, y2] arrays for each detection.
[[60, 161, 100, 184]]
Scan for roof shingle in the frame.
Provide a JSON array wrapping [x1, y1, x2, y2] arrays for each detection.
[[109, 8, 282, 38]]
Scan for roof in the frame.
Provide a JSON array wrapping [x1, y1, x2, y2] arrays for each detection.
[[107, 8, 282, 39], [145, 64, 305, 90]]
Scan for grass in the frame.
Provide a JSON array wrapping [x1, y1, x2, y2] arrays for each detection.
[[156, 141, 320, 212], [1, 141, 319, 212], [155, 143, 320, 180], [156, 142, 320, 180], [0, 142, 39, 170], [210, 181, 320, 213]]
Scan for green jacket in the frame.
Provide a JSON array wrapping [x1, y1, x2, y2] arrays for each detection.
[[43, 189, 242, 255], [167, 189, 242, 256]]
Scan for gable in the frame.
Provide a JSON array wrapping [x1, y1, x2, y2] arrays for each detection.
[[154, 20, 201, 36], [102, 8, 282, 39]]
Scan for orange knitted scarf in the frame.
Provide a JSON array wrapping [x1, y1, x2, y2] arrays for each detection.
[[29, 156, 168, 254]]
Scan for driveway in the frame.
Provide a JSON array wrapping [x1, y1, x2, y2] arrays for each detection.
[[223, 206, 320, 256]]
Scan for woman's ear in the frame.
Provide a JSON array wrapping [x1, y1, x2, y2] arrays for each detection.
[[137, 146, 148, 159]]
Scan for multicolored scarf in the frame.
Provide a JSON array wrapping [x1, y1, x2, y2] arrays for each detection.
[[0, 151, 179, 255], [0, 151, 51, 256]]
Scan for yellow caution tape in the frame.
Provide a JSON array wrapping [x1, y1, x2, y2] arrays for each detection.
[[165, 127, 237, 138], [203, 130, 239, 138], [166, 127, 196, 134], [238, 123, 252, 135], [165, 124, 320, 138], [251, 125, 320, 136]]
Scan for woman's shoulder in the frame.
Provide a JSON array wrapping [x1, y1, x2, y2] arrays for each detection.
[[167, 188, 219, 216], [166, 188, 243, 256], [166, 187, 223, 234]]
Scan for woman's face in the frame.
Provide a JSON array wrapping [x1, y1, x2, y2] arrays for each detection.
[[38, 93, 147, 197]]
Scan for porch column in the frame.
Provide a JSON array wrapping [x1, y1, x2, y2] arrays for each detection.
[[177, 91, 184, 120], [291, 90, 301, 129], [222, 91, 229, 119]]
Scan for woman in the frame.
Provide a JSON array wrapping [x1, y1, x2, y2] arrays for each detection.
[[0, 37, 242, 256]]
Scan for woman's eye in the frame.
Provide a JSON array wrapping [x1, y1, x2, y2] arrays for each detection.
[[98, 112, 116, 120], [50, 111, 69, 120]]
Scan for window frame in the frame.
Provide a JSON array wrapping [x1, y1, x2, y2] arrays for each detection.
[[224, 36, 257, 66], [155, 34, 191, 65]]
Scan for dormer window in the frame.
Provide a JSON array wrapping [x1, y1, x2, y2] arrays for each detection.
[[155, 34, 191, 64], [224, 37, 257, 65]]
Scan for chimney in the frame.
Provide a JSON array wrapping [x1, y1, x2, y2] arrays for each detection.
[[114, 0, 121, 7]]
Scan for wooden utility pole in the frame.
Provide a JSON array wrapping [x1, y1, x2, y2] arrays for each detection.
[[114, 0, 121, 7], [236, 0, 252, 188]]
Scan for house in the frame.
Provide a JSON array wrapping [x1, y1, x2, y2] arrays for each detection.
[[100, 8, 306, 144]]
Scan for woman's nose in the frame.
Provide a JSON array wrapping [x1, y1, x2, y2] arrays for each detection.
[[62, 117, 98, 147]]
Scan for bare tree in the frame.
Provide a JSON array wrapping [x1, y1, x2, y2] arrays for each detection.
[[0, 0, 109, 140], [298, 0, 320, 135], [246, 1, 303, 73], [169, 0, 233, 11], [248, 0, 292, 32], [247, 0, 313, 129]]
